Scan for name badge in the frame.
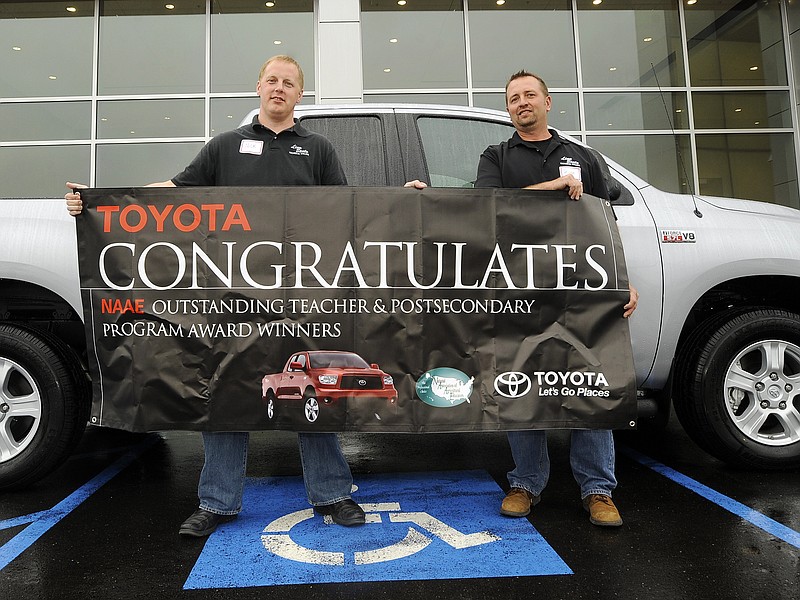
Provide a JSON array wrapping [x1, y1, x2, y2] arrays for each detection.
[[559, 165, 582, 180], [239, 139, 264, 155]]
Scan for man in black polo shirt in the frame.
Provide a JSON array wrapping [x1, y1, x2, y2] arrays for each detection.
[[475, 71, 638, 527], [66, 55, 365, 536]]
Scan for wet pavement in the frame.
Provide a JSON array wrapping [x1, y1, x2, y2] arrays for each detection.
[[1, 415, 798, 600]]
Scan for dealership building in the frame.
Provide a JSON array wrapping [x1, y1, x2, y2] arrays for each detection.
[[1, 0, 799, 208]]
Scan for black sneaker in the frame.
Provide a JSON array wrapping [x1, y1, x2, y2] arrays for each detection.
[[314, 499, 366, 526], [179, 508, 237, 537]]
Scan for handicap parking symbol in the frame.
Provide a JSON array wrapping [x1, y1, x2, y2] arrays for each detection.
[[184, 470, 572, 589]]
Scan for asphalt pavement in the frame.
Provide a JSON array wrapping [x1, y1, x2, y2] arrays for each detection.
[[1, 414, 798, 600]]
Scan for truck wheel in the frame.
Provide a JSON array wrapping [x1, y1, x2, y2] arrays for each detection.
[[0, 324, 89, 490], [266, 390, 276, 419], [674, 309, 800, 469], [303, 390, 320, 423]]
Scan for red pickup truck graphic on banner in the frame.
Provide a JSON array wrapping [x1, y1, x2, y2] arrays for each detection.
[[262, 351, 398, 427]]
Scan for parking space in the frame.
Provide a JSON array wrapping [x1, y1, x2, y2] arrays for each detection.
[[1, 418, 798, 600]]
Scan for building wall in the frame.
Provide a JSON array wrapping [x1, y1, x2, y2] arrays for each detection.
[[1, 0, 798, 208]]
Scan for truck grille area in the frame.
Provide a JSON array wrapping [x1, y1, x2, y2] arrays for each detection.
[[340, 375, 383, 390]]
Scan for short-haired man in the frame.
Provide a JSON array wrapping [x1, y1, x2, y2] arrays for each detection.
[[66, 55, 366, 536], [474, 70, 638, 527]]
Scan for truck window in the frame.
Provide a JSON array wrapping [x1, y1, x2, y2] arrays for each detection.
[[298, 116, 388, 186], [416, 117, 513, 188], [288, 353, 306, 371]]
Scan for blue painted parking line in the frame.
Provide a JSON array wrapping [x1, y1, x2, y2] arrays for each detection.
[[619, 446, 800, 549], [184, 470, 572, 590], [0, 435, 159, 571]]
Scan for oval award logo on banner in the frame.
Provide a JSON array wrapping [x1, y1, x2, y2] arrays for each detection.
[[416, 368, 474, 407]]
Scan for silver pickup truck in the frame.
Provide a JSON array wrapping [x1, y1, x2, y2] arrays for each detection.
[[1, 104, 799, 490]]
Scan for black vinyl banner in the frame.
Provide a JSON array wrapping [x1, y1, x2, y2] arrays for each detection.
[[77, 187, 636, 433]]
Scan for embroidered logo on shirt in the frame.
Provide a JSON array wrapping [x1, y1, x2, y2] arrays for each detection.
[[289, 144, 310, 156], [560, 157, 581, 168], [239, 139, 264, 155]]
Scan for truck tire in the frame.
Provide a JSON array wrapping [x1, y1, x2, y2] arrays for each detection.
[[266, 390, 276, 420], [0, 324, 89, 490], [674, 309, 800, 470], [303, 389, 320, 423]]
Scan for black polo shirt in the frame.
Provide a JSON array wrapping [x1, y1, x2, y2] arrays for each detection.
[[171, 116, 347, 187], [475, 129, 608, 200]]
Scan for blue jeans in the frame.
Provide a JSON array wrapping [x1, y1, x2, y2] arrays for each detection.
[[506, 429, 617, 499], [197, 431, 353, 515]]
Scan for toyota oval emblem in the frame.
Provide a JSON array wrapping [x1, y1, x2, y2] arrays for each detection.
[[494, 371, 532, 399], [358, 379, 367, 387]]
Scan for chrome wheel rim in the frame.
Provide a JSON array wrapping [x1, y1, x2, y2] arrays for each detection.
[[0, 357, 42, 462], [304, 397, 319, 422], [724, 339, 800, 447]]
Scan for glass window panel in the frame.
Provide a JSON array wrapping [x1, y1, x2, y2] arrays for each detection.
[[99, 1, 205, 95], [577, 0, 684, 87], [586, 134, 693, 194], [468, 0, 576, 88], [361, 1, 467, 90], [685, 0, 787, 86], [0, 146, 90, 198], [473, 92, 580, 132], [696, 133, 799, 207], [1, 102, 91, 142], [364, 93, 469, 106], [96, 142, 205, 187], [0, 2, 94, 98], [212, 98, 258, 136], [299, 116, 388, 186], [546, 93, 582, 132], [471, 92, 508, 113], [584, 92, 688, 130], [98, 99, 205, 139], [789, 2, 800, 32], [416, 117, 514, 187], [692, 92, 792, 129], [211, 1, 315, 94]]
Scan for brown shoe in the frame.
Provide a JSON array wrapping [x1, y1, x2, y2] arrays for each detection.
[[500, 487, 540, 517], [583, 494, 623, 527]]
